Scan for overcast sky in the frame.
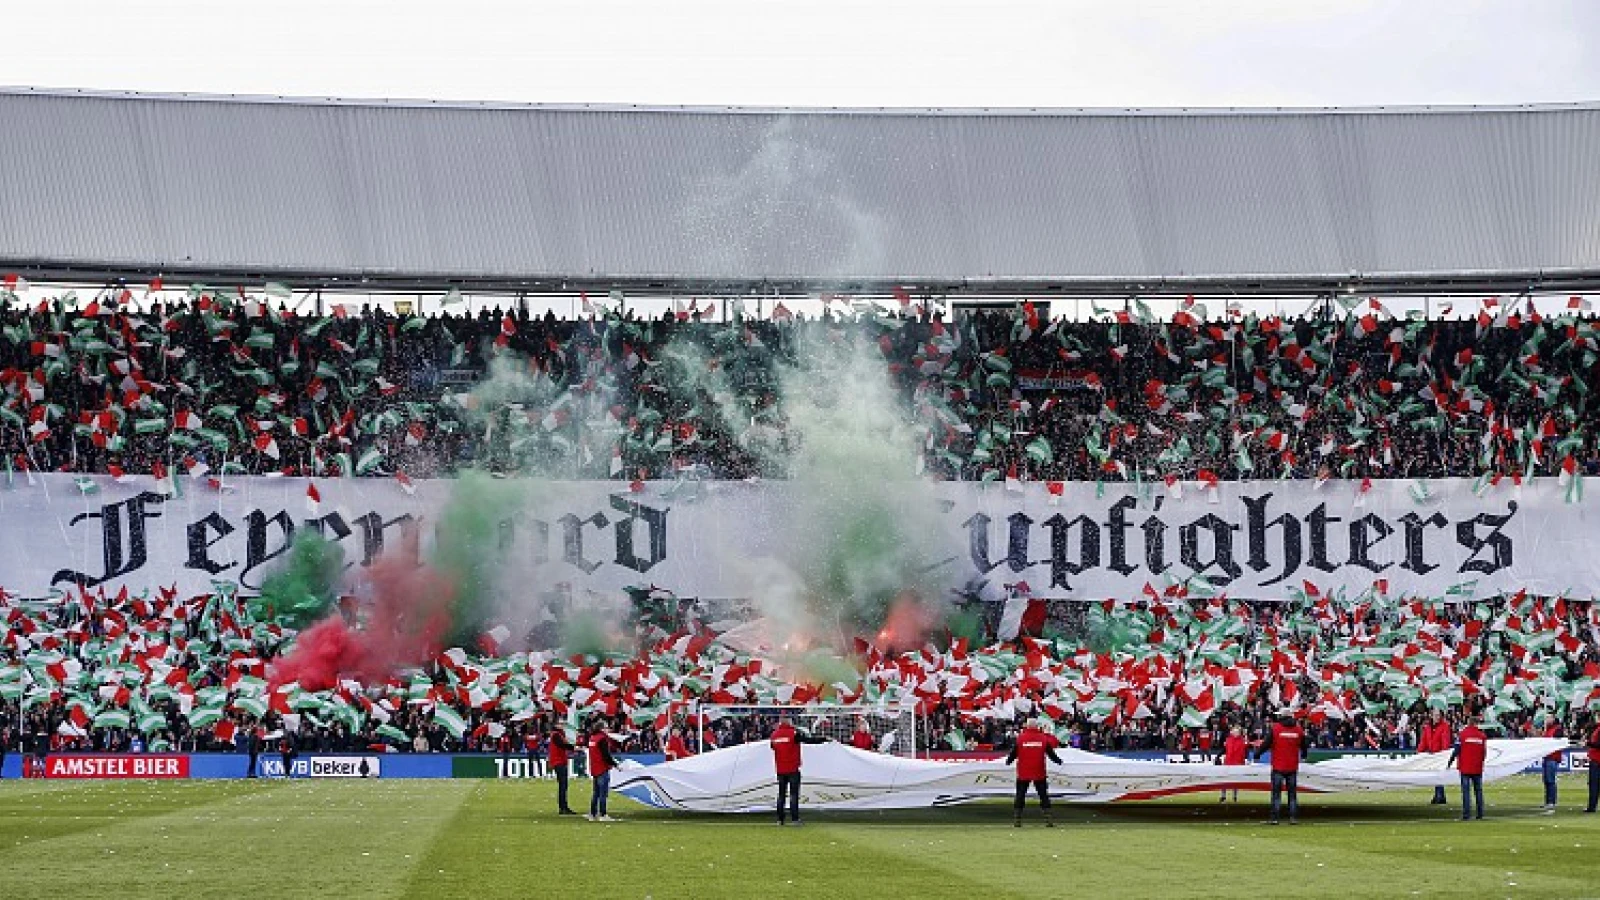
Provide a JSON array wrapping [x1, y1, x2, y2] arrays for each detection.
[[2, 0, 1597, 109]]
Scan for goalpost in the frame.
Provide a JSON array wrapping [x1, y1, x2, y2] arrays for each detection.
[[692, 703, 924, 758]]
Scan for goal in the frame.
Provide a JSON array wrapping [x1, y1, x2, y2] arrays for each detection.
[[692, 703, 924, 758]]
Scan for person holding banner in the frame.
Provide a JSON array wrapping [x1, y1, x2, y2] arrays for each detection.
[[1255, 713, 1307, 825], [1540, 717, 1563, 810], [1006, 718, 1062, 827], [770, 712, 828, 826], [548, 726, 578, 816], [1447, 714, 1488, 820], [586, 720, 620, 822]]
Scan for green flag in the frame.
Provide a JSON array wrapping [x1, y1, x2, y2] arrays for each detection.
[[433, 705, 467, 739]]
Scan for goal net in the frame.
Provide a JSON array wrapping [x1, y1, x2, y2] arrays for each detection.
[[693, 703, 923, 759]]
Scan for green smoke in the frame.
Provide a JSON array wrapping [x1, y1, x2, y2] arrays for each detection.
[[943, 606, 986, 646], [792, 649, 862, 691], [661, 325, 957, 646], [781, 332, 951, 639], [559, 607, 629, 661], [433, 470, 529, 647], [251, 531, 344, 628]]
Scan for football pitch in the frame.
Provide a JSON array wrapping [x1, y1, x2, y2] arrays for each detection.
[[1, 776, 1597, 899]]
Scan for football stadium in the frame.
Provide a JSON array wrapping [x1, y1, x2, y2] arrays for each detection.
[[4, 52, 1600, 900]]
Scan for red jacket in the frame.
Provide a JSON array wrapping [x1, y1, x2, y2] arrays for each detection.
[[548, 731, 570, 767], [1455, 725, 1487, 776], [1007, 727, 1061, 781], [1587, 725, 1600, 764], [587, 732, 617, 777], [850, 730, 874, 751], [1543, 723, 1564, 762], [771, 723, 803, 775], [1267, 723, 1305, 773], [1421, 721, 1453, 754], [666, 735, 692, 761], [1222, 734, 1248, 766]]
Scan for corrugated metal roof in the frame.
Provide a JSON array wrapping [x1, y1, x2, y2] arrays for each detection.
[[0, 88, 1596, 292]]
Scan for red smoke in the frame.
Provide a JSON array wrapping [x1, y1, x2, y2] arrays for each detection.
[[873, 591, 938, 655], [268, 556, 456, 692]]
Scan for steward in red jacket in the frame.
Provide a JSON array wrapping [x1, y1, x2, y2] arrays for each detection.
[[548, 728, 577, 815], [1448, 716, 1488, 820], [771, 714, 828, 826], [586, 725, 621, 822], [1005, 719, 1063, 827], [1253, 714, 1308, 825]]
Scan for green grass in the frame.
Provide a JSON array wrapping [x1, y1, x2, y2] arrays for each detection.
[[1, 775, 1598, 899]]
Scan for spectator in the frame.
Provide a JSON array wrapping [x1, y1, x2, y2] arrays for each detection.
[[1220, 726, 1248, 803]]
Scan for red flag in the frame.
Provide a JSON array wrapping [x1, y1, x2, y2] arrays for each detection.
[[253, 434, 280, 460]]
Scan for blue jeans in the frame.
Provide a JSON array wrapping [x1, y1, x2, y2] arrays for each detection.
[[1460, 774, 1483, 819], [777, 772, 802, 822], [1542, 759, 1559, 806], [590, 770, 610, 817], [1270, 770, 1298, 822]]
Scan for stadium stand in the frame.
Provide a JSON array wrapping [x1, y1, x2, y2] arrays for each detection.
[[3, 92, 1599, 769]]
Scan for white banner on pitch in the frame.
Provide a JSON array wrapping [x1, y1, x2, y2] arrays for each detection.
[[610, 739, 1568, 811]]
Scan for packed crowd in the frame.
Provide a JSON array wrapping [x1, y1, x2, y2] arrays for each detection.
[[4, 284, 1600, 761], [3, 580, 1598, 759], [2, 288, 1598, 485]]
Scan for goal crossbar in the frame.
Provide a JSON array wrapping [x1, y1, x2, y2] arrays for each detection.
[[691, 702, 923, 758]]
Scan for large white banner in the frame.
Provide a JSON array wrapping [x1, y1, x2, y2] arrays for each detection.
[[0, 473, 1591, 601], [610, 739, 1568, 811]]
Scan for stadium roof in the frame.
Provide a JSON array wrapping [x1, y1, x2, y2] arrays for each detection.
[[1, 88, 1598, 297]]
